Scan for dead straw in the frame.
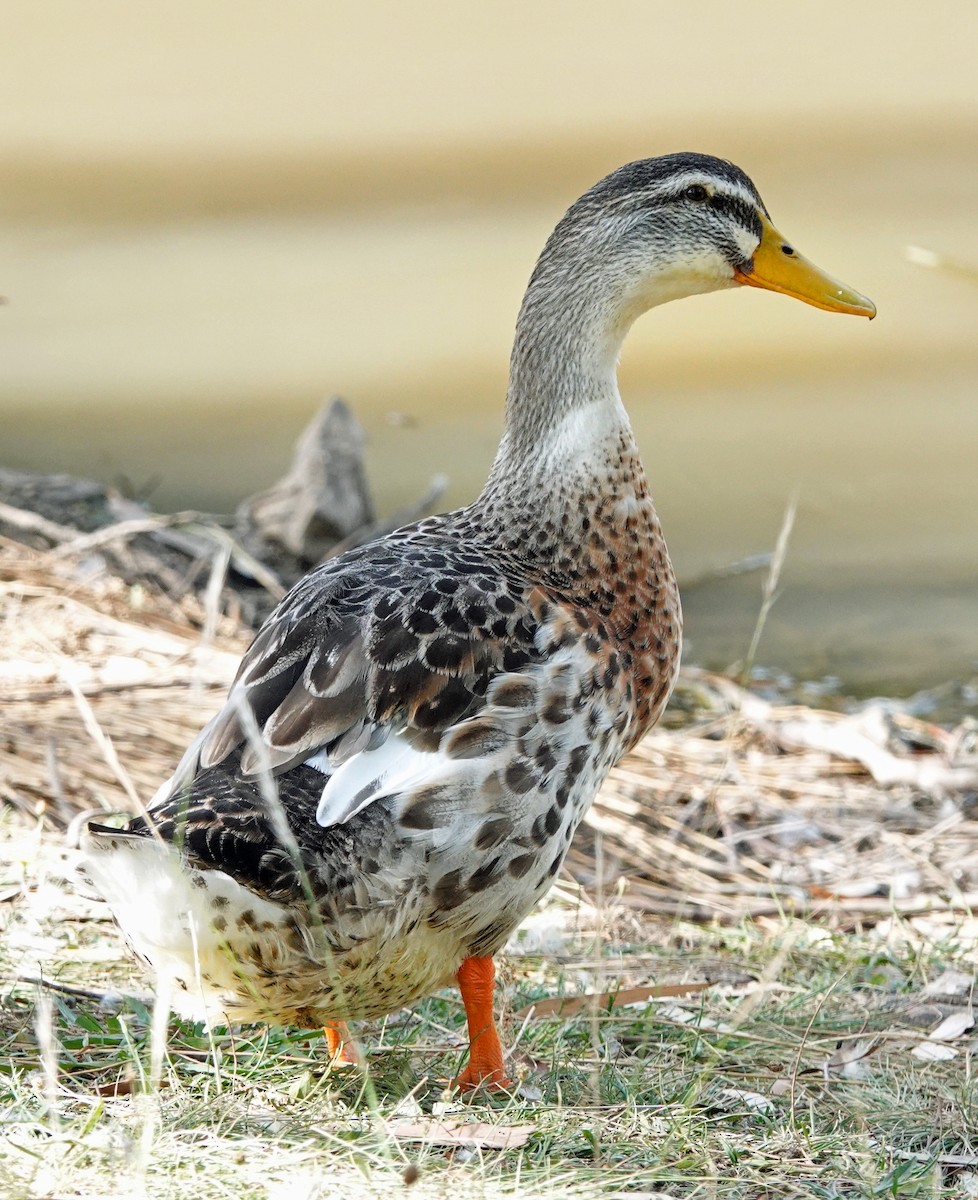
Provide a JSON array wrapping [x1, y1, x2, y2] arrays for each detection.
[[2, 534, 976, 925]]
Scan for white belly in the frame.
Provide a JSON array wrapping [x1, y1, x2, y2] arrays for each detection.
[[84, 834, 469, 1025]]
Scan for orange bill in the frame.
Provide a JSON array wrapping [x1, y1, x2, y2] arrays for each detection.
[[734, 213, 876, 318]]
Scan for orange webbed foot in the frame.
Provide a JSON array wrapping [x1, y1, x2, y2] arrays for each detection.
[[451, 955, 513, 1093], [451, 1061, 513, 1093], [324, 1021, 362, 1069]]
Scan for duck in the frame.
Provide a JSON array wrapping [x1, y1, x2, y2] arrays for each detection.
[[85, 153, 874, 1091]]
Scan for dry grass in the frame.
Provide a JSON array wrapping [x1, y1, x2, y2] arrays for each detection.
[[2, 533, 978, 1199]]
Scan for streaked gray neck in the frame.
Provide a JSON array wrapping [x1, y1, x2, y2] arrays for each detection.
[[479, 226, 646, 510]]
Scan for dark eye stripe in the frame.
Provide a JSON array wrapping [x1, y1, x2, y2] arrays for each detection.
[[708, 193, 763, 240], [570, 173, 765, 246]]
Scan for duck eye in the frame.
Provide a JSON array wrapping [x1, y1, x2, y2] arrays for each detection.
[[683, 184, 709, 203]]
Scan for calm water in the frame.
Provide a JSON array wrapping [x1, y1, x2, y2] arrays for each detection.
[[2, 3, 976, 695]]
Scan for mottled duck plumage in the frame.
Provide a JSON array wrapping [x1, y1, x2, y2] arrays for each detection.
[[86, 153, 874, 1089]]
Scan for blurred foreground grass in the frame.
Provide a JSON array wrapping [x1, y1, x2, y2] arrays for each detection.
[[2, 811, 977, 1200]]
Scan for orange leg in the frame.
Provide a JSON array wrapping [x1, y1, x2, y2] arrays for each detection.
[[323, 1021, 361, 1068], [452, 955, 511, 1092]]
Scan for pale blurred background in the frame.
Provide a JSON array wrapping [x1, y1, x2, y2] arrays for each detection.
[[1, 1, 976, 694]]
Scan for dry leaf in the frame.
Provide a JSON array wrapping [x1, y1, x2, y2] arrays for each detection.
[[773, 708, 978, 790], [911, 1041, 958, 1062], [515, 980, 711, 1019], [808, 880, 883, 900], [927, 1008, 975, 1041], [716, 1086, 774, 1114], [602, 1194, 678, 1200], [902, 1004, 947, 1029], [93, 1074, 169, 1097], [385, 1120, 534, 1150], [922, 970, 976, 1000], [94, 1077, 138, 1098]]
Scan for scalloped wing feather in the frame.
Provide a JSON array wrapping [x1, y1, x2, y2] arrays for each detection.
[[164, 527, 542, 805]]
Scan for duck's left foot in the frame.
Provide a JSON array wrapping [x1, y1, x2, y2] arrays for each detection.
[[324, 1021, 362, 1068], [451, 955, 513, 1093], [451, 1060, 512, 1093]]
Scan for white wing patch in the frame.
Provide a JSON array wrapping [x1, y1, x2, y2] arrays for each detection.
[[313, 733, 456, 828]]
